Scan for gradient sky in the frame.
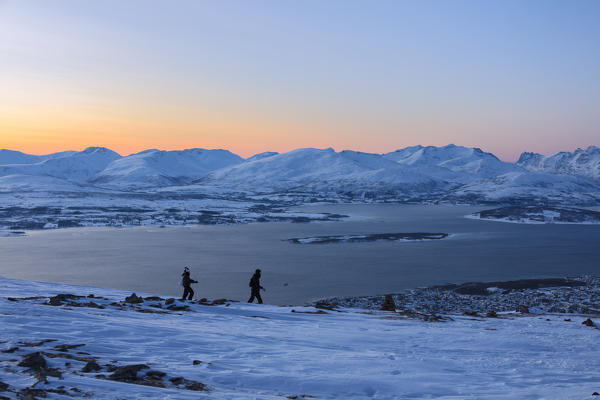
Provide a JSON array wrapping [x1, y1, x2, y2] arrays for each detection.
[[0, 0, 598, 160]]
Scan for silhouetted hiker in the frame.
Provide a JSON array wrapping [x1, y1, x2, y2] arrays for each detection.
[[181, 266, 197, 301], [248, 268, 265, 304]]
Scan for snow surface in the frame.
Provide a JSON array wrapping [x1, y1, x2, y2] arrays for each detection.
[[203, 148, 443, 193], [0, 145, 599, 205], [518, 146, 600, 180], [1, 277, 599, 399], [92, 148, 244, 188], [451, 171, 600, 204], [384, 144, 521, 181]]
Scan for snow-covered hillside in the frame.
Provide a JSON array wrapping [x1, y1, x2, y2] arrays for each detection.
[[0, 150, 76, 165], [0, 145, 599, 205], [518, 146, 600, 180], [0, 147, 121, 182], [202, 148, 445, 194], [1, 276, 599, 399], [91, 148, 244, 188], [449, 171, 600, 204], [384, 144, 522, 182], [245, 151, 278, 162]]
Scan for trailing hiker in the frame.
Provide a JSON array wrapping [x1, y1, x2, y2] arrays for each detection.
[[248, 268, 265, 304], [181, 266, 197, 301]]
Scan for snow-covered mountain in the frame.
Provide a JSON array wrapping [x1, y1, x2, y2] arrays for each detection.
[[91, 148, 244, 187], [0, 149, 76, 165], [0, 147, 121, 182], [517, 146, 600, 180], [246, 151, 279, 162], [449, 171, 600, 204], [384, 144, 522, 182], [201, 148, 444, 194], [0, 144, 598, 205]]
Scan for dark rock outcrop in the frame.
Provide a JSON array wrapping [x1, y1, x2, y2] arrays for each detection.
[[109, 364, 149, 382], [18, 352, 47, 371], [516, 305, 529, 313], [124, 293, 143, 304], [380, 295, 396, 311], [582, 318, 596, 327], [82, 360, 101, 373]]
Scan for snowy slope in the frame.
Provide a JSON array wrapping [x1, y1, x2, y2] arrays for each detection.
[[450, 171, 600, 204], [0, 147, 121, 182], [0, 150, 76, 165], [0, 174, 91, 193], [518, 146, 600, 180], [1, 277, 599, 399], [384, 144, 522, 181], [0, 145, 598, 205], [202, 148, 445, 193], [245, 151, 278, 162], [91, 148, 244, 188]]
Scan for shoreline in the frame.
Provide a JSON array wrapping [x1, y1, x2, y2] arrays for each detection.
[[315, 276, 600, 316], [2, 274, 599, 315]]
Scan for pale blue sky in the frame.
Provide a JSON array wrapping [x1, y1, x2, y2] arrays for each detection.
[[1, 0, 598, 159]]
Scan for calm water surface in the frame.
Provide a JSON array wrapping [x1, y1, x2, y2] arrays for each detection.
[[1, 204, 599, 305]]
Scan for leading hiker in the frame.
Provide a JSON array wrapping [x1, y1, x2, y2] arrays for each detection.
[[181, 266, 197, 301]]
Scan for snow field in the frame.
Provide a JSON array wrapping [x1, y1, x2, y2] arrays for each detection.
[[1, 277, 599, 399]]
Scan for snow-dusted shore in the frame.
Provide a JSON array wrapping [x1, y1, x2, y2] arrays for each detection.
[[1, 277, 599, 399], [317, 277, 600, 315], [466, 206, 600, 225]]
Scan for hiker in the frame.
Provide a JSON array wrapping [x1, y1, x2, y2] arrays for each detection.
[[181, 266, 197, 301], [248, 268, 265, 304]]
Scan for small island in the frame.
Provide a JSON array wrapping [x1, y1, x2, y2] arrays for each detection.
[[468, 206, 600, 224], [287, 232, 448, 244]]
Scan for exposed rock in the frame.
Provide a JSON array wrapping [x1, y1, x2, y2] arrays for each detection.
[[516, 305, 529, 313], [582, 318, 596, 327], [145, 370, 166, 379], [169, 377, 207, 391], [124, 293, 143, 304], [167, 305, 189, 311], [109, 364, 149, 382], [314, 301, 335, 311], [48, 294, 83, 306], [165, 298, 175, 305], [380, 295, 396, 311], [18, 352, 47, 371], [1, 346, 19, 353], [184, 379, 207, 391], [211, 298, 227, 305], [84, 302, 104, 309], [486, 310, 498, 318], [144, 296, 164, 301], [193, 360, 202, 365], [169, 377, 184, 385], [53, 344, 85, 352], [81, 360, 101, 373], [0, 381, 8, 391], [19, 339, 56, 347]]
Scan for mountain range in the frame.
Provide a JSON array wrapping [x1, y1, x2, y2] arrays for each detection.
[[0, 144, 598, 205]]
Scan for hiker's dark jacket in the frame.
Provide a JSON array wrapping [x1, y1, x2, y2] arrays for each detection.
[[249, 274, 262, 290], [182, 271, 197, 287]]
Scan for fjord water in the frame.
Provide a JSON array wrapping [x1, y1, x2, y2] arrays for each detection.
[[0, 204, 598, 305]]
